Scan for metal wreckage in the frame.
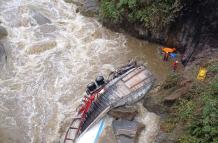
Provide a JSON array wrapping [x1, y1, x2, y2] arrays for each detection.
[[64, 61, 155, 143]]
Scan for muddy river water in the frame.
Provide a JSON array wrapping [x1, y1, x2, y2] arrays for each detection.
[[0, 0, 170, 142]]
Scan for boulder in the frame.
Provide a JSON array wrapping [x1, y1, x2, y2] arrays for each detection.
[[83, 0, 99, 12], [0, 43, 6, 68], [108, 106, 138, 120], [77, 0, 99, 17], [0, 43, 6, 58], [112, 119, 145, 143], [143, 96, 166, 115], [163, 78, 192, 105], [0, 26, 8, 39], [163, 86, 190, 105]]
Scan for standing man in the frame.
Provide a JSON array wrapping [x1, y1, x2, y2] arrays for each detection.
[[163, 52, 169, 61], [172, 60, 179, 72]]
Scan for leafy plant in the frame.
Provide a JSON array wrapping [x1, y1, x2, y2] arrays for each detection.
[[187, 81, 218, 143], [99, 0, 183, 31], [100, 0, 121, 23], [162, 72, 181, 89], [171, 79, 218, 143], [207, 62, 218, 73], [177, 99, 196, 121]]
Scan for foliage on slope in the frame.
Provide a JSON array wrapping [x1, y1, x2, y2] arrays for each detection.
[[99, 0, 182, 32], [164, 61, 218, 143]]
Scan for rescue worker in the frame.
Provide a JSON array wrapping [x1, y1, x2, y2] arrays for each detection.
[[163, 52, 169, 61], [172, 60, 179, 72]]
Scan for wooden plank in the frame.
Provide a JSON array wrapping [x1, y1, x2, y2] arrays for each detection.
[[122, 67, 145, 82], [124, 70, 147, 89]]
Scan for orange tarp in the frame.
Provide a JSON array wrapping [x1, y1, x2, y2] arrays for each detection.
[[162, 47, 176, 53]]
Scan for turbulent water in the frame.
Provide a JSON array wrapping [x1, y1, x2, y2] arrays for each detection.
[[0, 0, 169, 143]]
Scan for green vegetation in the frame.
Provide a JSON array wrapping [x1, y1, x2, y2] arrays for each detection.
[[99, 0, 182, 31], [162, 72, 181, 89], [174, 80, 218, 143], [188, 81, 218, 143], [207, 61, 218, 73]]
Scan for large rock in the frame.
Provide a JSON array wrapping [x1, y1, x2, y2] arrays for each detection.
[[83, 0, 99, 12], [163, 79, 192, 105], [0, 43, 6, 58], [0, 43, 6, 68], [108, 106, 138, 120], [0, 26, 8, 39], [112, 119, 145, 143], [66, 0, 99, 17]]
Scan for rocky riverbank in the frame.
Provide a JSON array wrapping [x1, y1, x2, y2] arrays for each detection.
[[144, 56, 218, 143]]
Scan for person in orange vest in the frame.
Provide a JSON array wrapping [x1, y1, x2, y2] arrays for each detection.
[[172, 60, 179, 71]]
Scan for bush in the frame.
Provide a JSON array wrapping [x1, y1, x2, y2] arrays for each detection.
[[177, 99, 196, 121], [188, 81, 218, 143], [207, 61, 218, 73], [162, 72, 181, 89], [170, 79, 218, 143], [99, 0, 183, 31], [177, 135, 200, 143]]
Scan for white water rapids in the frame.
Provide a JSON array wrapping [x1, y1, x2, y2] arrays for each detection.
[[0, 0, 169, 142]]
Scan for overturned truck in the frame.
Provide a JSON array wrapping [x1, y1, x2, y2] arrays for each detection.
[[64, 62, 155, 143]]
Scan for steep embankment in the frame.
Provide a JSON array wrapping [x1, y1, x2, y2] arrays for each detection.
[[143, 58, 218, 143], [98, 0, 218, 65]]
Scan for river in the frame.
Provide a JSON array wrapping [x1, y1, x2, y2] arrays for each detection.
[[0, 0, 170, 143]]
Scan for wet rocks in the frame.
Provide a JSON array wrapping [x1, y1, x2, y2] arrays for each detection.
[[0, 43, 7, 69], [0, 26, 8, 39], [83, 0, 99, 13], [0, 26, 7, 65], [163, 79, 192, 105], [65, 0, 99, 17], [163, 86, 189, 105], [0, 43, 6, 60], [108, 106, 138, 121], [112, 119, 145, 143], [104, 103, 160, 143]]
